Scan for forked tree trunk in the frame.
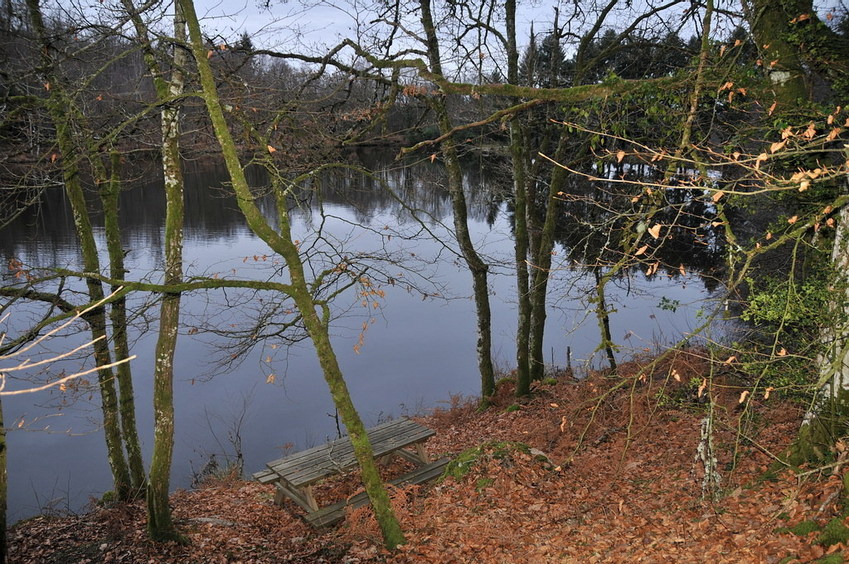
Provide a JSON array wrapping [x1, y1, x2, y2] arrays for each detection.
[[25, 0, 132, 500]]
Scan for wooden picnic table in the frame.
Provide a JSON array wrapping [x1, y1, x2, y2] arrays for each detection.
[[253, 417, 449, 527]]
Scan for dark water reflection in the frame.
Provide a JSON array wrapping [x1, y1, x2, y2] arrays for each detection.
[[2, 151, 724, 522]]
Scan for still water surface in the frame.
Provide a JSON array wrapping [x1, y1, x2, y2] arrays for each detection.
[[2, 154, 722, 522]]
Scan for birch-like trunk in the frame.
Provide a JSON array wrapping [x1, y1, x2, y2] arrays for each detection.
[[146, 2, 187, 542]]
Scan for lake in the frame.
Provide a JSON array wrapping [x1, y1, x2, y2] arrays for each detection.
[[1, 151, 724, 523]]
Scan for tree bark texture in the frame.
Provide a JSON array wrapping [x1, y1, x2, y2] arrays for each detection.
[[146, 0, 187, 542], [179, 0, 406, 548], [419, 0, 495, 403], [24, 0, 131, 500]]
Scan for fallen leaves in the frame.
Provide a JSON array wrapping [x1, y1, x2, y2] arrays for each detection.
[[8, 354, 839, 563]]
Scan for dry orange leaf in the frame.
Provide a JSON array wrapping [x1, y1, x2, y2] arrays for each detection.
[[738, 390, 750, 404], [635, 244, 649, 256], [266, 145, 277, 153], [647, 224, 662, 239], [266, 373, 276, 384], [768, 101, 777, 115], [672, 369, 681, 382], [430, 153, 437, 163], [712, 190, 725, 202], [679, 264, 686, 276], [616, 150, 626, 163], [766, 232, 772, 240], [698, 378, 707, 398], [764, 386, 774, 400], [769, 140, 786, 153], [787, 215, 799, 224], [799, 180, 810, 192], [560, 415, 567, 433], [207, 49, 214, 59], [723, 355, 737, 365]]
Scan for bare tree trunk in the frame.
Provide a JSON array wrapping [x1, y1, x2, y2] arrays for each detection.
[[95, 151, 146, 494], [179, 0, 405, 548], [419, 0, 495, 403], [146, 1, 187, 542], [24, 0, 131, 500]]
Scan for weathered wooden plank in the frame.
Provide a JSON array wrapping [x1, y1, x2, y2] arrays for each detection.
[[266, 418, 435, 488], [263, 418, 425, 470], [303, 458, 450, 528]]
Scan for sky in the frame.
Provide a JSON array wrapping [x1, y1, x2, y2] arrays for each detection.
[[193, 0, 555, 52]]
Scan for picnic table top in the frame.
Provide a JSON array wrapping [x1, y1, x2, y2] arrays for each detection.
[[260, 417, 435, 489]]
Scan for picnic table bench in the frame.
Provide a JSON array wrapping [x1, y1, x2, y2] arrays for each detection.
[[254, 417, 449, 527]]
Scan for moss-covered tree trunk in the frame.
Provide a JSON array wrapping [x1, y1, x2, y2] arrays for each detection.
[[790, 180, 849, 469], [97, 151, 146, 493], [419, 0, 495, 403], [528, 132, 571, 381], [504, 0, 532, 396], [25, 0, 132, 500], [179, 0, 405, 548], [145, 1, 187, 542]]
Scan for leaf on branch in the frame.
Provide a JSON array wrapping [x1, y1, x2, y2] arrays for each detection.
[[766, 232, 773, 240], [826, 128, 842, 142], [755, 153, 768, 169], [769, 140, 787, 153], [672, 369, 681, 382], [266, 373, 276, 384], [679, 264, 686, 276], [720, 44, 727, 57], [616, 150, 626, 163], [647, 224, 662, 239], [712, 190, 725, 202], [697, 378, 707, 398], [646, 262, 660, 276], [802, 122, 817, 139], [827, 217, 835, 227], [738, 390, 750, 404], [719, 81, 734, 91], [787, 215, 799, 224], [723, 355, 737, 365], [828, 114, 835, 125], [764, 386, 774, 400], [732, 151, 741, 160], [207, 49, 214, 59], [799, 180, 810, 192], [267, 145, 277, 153], [50, 153, 58, 162], [768, 102, 777, 116], [778, 347, 787, 356], [781, 126, 794, 139], [634, 244, 648, 256], [790, 13, 810, 23], [44, 82, 50, 91], [430, 153, 437, 163]]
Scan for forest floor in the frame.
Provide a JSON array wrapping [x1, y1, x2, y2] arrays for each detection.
[[9, 348, 849, 563]]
